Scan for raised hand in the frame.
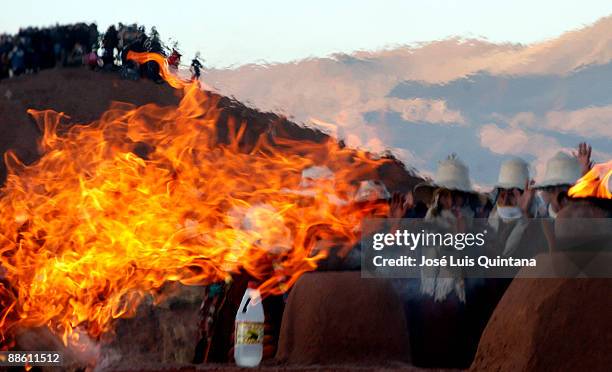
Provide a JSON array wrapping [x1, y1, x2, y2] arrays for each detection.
[[389, 191, 414, 219], [573, 142, 593, 176], [514, 179, 535, 217], [405, 190, 414, 211], [388, 192, 407, 218]]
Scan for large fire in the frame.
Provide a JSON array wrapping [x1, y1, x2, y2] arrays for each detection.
[[568, 160, 612, 199], [0, 52, 389, 348]]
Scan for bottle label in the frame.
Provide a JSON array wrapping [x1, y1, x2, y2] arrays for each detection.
[[235, 321, 264, 345]]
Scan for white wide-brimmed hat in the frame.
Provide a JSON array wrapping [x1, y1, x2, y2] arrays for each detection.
[[495, 158, 530, 190], [534, 152, 581, 188], [415, 155, 474, 193], [354, 180, 391, 202]]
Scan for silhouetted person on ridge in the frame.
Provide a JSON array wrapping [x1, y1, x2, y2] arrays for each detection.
[[102, 25, 118, 67], [191, 54, 203, 80], [143, 27, 165, 82]]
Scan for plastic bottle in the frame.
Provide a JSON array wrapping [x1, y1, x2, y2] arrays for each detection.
[[234, 282, 264, 367]]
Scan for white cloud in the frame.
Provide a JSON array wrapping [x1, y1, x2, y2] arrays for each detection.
[[479, 124, 562, 180], [480, 123, 612, 181], [545, 105, 612, 139], [363, 98, 466, 125], [496, 112, 538, 128], [500, 105, 612, 139], [479, 125, 558, 155]]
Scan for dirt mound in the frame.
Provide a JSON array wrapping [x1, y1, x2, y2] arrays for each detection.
[[0, 68, 179, 184], [470, 277, 612, 372], [276, 271, 411, 365], [0, 67, 420, 189]]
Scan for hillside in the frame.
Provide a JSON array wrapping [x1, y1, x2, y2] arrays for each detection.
[[0, 67, 420, 190]]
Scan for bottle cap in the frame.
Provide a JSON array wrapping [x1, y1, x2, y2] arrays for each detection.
[[247, 281, 258, 289]]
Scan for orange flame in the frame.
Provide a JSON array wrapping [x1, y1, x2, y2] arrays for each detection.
[[0, 52, 390, 347], [127, 51, 188, 89], [568, 161, 612, 199]]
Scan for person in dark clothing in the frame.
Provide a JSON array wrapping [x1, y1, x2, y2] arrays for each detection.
[[24, 45, 38, 73], [0, 22, 161, 82], [191, 54, 203, 80], [142, 27, 165, 82], [102, 25, 119, 67], [9, 45, 26, 76]]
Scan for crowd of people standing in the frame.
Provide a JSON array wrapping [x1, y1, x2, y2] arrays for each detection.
[[1, 22, 203, 82], [0, 23, 98, 79], [339, 142, 601, 367]]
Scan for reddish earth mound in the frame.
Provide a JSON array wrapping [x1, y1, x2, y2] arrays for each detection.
[[276, 271, 411, 365], [470, 277, 612, 372], [0, 68, 179, 184], [0, 67, 420, 190]]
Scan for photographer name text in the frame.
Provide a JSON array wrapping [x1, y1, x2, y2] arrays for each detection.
[[372, 255, 536, 268]]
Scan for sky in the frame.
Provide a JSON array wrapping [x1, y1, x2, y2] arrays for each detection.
[[1, 1, 611, 68]]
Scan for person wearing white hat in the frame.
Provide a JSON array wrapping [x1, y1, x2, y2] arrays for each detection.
[[535, 152, 581, 218], [403, 156, 489, 366], [488, 157, 539, 258], [411, 154, 482, 219], [535, 143, 592, 219], [335, 177, 407, 272], [417, 155, 479, 304], [490, 158, 534, 220], [352, 179, 395, 240], [535, 143, 592, 252], [390, 155, 474, 221], [414, 154, 475, 194]]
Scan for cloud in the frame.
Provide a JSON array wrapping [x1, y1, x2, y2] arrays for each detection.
[[480, 123, 612, 181], [545, 105, 612, 139], [500, 104, 612, 139], [388, 147, 427, 170], [364, 98, 466, 125], [592, 149, 612, 166], [496, 112, 538, 129], [479, 125, 559, 156], [479, 124, 562, 179]]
